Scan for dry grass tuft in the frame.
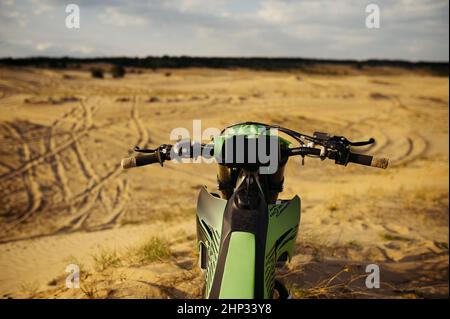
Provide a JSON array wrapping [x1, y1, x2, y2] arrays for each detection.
[[131, 237, 172, 263], [20, 281, 40, 298], [92, 249, 121, 272], [289, 267, 370, 299]]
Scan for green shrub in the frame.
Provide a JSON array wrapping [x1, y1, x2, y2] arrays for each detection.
[[111, 65, 126, 78], [90, 68, 104, 79]]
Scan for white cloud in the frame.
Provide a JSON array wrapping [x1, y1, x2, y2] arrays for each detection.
[[165, 0, 227, 14], [178, 0, 211, 12], [30, 0, 53, 15], [257, 0, 296, 25], [1, 0, 16, 5], [35, 42, 52, 51], [5, 10, 19, 17], [1, 9, 28, 27], [256, 0, 359, 26], [0, 0, 447, 61], [70, 45, 95, 54], [99, 7, 147, 27]]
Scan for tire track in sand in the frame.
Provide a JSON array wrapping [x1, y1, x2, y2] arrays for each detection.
[[0, 102, 100, 182], [92, 97, 147, 227], [61, 97, 143, 230], [56, 99, 104, 230], [1, 96, 145, 238], [44, 101, 90, 201], [1, 99, 98, 234], [91, 96, 147, 228], [3, 122, 43, 227]]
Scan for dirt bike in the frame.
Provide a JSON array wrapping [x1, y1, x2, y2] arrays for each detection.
[[121, 122, 388, 299]]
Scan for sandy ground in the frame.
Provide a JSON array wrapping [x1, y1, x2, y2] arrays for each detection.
[[0, 66, 448, 298]]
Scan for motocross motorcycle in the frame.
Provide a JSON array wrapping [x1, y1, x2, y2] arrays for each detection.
[[121, 122, 388, 299]]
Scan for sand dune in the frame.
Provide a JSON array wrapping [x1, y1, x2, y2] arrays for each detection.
[[0, 66, 448, 298]]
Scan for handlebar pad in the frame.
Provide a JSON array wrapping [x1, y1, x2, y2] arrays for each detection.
[[348, 153, 389, 169], [121, 153, 160, 169]]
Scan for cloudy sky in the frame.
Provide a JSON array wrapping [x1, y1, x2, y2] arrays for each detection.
[[0, 0, 448, 61]]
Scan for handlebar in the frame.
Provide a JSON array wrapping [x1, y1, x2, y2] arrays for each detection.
[[121, 125, 389, 170], [121, 143, 388, 170]]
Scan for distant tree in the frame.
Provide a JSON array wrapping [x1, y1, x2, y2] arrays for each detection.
[[111, 65, 126, 78], [90, 68, 104, 79]]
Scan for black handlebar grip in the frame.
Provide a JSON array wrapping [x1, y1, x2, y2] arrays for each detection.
[[348, 153, 389, 169], [121, 156, 136, 169], [370, 157, 389, 169], [121, 153, 160, 169]]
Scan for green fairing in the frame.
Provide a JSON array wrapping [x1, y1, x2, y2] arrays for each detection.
[[219, 232, 256, 298], [264, 197, 301, 297], [213, 124, 291, 157], [196, 187, 227, 297], [196, 186, 301, 299]]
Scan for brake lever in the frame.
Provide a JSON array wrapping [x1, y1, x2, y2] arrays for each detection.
[[349, 138, 375, 147], [315, 134, 375, 147]]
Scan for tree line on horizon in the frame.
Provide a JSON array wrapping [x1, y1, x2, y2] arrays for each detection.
[[0, 56, 447, 76]]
